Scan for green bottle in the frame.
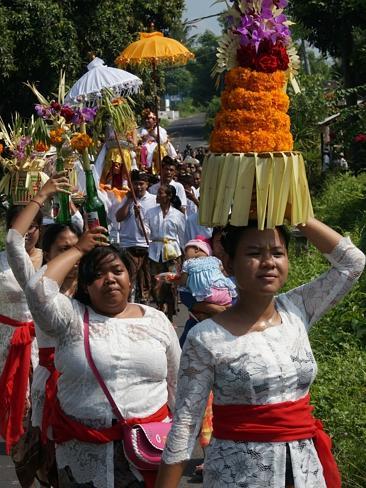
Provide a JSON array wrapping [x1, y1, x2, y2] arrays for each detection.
[[55, 157, 71, 224], [84, 169, 108, 231]]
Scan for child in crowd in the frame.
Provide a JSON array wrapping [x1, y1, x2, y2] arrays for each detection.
[[180, 235, 237, 306]]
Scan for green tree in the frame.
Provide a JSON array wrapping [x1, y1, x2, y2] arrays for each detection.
[[187, 30, 219, 106], [0, 0, 185, 118], [290, 0, 366, 90]]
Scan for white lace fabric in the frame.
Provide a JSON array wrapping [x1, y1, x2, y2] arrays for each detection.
[[0, 247, 38, 380], [6, 228, 55, 427], [162, 237, 365, 488], [24, 268, 181, 488]]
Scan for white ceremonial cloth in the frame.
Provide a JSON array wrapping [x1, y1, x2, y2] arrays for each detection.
[[149, 180, 187, 208], [145, 206, 186, 262], [116, 192, 157, 248]]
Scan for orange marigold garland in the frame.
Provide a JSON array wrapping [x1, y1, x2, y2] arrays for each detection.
[[221, 88, 289, 113], [210, 67, 293, 153], [225, 68, 285, 92], [70, 133, 93, 153], [49, 128, 65, 146]]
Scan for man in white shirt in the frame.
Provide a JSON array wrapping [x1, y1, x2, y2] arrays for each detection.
[[178, 174, 200, 217], [148, 156, 187, 211], [115, 171, 157, 303]]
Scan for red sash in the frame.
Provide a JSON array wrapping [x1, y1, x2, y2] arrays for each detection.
[[0, 314, 35, 453], [212, 393, 341, 488], [51, 400, 169, 488], [38, 347, 60, 443], [51, 399, 169, 444]]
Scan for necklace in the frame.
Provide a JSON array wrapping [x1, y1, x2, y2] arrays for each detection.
[[255, 309, 280, 331]]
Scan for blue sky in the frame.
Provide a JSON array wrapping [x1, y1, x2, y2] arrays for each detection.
[[184, 0, 222, 35]]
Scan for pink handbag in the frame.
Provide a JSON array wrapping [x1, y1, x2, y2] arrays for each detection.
[[83, 309, 171, 471]]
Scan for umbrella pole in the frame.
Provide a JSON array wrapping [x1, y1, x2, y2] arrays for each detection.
[[113, 129, 150, 246], [152, 60, 162, 181]]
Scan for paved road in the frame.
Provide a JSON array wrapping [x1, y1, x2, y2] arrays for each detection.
[[168, 113, 208, 153], [0, 305, 203, 487]]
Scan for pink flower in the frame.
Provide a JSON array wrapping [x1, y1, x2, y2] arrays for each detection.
[[354, 133, 366, 143]]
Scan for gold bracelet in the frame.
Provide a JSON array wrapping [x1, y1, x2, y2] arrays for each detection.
[[29, 199, 43, 209]]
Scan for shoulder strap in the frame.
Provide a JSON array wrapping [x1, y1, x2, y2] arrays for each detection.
[[83, 308, 125, 423]]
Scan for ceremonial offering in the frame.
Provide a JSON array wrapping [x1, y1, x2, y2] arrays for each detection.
[[199, 0, 313, 229], [0, 114, 49, 204]]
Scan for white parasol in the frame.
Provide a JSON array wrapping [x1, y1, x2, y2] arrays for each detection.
[[65, 57, 142, 104]]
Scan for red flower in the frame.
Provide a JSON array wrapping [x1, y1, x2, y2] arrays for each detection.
[[237, 40, 289, 72], [256, 54, 279, 73], [237, 45, 257, 69], [50, 101, 61, 111], [60, 105, 75, 123], [354, 133, 366, 143], [271, 43, 289, 70]]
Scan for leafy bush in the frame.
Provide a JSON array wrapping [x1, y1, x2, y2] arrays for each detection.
[[204, 95, 221, 137], [313, 172, 366, 236], [176, 97, 203, 117]]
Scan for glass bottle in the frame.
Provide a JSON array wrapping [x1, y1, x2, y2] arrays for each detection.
[[84, 169, 108, 231], [55, 157, 71, 224]]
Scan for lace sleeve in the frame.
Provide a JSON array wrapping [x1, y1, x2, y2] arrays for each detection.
[[6, 228, 35, 289], [280, 237, 365, 329], [164, 317, 182, 412], [25, 267, 76, 337], [162, 329, 214, 464]]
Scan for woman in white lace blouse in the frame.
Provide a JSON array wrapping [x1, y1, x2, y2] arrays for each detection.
[[24, 227, 181, 488], [157, 218, 365, 488], [6, 172, 81, 487]]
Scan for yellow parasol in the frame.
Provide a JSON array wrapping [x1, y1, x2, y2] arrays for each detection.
[[115, 31, 194, 68], [115, 30, 194, 171]]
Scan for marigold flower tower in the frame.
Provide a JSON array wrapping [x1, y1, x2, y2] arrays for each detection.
[[199, 0, 313, 229]]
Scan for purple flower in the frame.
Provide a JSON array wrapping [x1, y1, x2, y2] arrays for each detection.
[[81, 107, 97, 122], [71, 107, 97, 125], [35, 104, 52, 119]]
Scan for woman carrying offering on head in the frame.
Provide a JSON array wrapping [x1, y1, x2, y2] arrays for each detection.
[[6, 173, 81, 486], [156, 218, 365, 488], [22, 222, 180, 488]]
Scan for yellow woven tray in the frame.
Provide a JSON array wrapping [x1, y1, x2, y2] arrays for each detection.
[[199, 151, 313, 229]]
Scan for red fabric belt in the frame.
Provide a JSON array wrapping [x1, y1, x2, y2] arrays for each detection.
[[212, 393, 341, 488], [51, 399, 169, 444], [0, 314, 35, 453], [51, 399, 169, 488], [38, 347, 60, 443]]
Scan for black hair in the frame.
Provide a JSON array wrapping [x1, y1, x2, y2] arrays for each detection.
[[162, 155, 177, 168], [131, 169, 149, 183], [221, 220, 291, 259], [159, 183, 182, 211], [178, 174, 194, 187], [6, 205, 43, 230], [75, 245, 135, 306], [42, 223, 82, 254]]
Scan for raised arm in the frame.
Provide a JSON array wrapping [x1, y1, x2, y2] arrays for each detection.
[[11, 172, 71, 236], [281, 218, 365, 328], [42, 227, 109, 287], [297, 217, 342, 253], [115, 194, 132, 222]]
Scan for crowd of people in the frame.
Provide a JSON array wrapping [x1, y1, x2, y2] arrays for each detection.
[[0, 109, 365, 488]]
